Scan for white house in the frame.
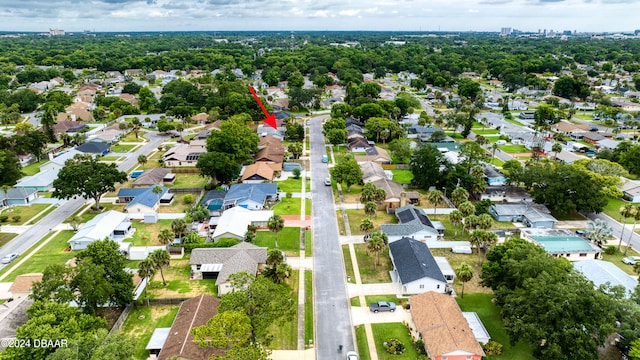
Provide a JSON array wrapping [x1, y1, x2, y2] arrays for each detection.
[[210, 207, 273, 242], [380, 205, 442, 243], [68, 210, 133, 250], [388, 237, 450, 295]]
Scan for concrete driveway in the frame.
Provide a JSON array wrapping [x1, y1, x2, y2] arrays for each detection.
[[351, 306, 413, 326]]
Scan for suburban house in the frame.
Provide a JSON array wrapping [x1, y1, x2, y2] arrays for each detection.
[[240, 162, 281, 183], [554, 149, 584, 164], [489, 202, 557, 228], [76, 139, 111, 156], [360, 161, 420, 209], [348, 137, 373, 152], [222, 183, 278, 211], [132, 168, 175, 187], [520, 228, 602, 261], [54, 120, 86, 135], [483, 165, 507, 186], [409, 291, 485, 360], [388, 237, 450, 295], [91, 127, 123, 144], [381, 205, 443, 243], [354, 146, 392, 164], [153, 294, 222, 360], [68, 210, 133, 250], [621, 180, 640, 203], [255, 136, 286, 164], [14, 169, 59, 192], [190, 242, 268, 294], [0, 187, 38, 207], [210, 207, 273, 242], [551, 121, 590, 136], [9, 273, 43, 299], [582, 132, 605, 145], [256, 122, 286, 139], [190, 112, 209, 124], [574, 260, 639, 298], [117, 186, 171, 213], [42, 149, 86, 172], [162, 141, 207, 167]]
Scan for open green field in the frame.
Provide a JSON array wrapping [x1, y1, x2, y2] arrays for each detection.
[[371, 323, 424, 360], [127, 219, 173, 246], [1, 204, 52, 225], [390, 169, 414, 185], [111, 144, 136, 152], [165, 173, 207, 188], [498, 144, 528, 154], [120, 305, 179, 360], [0, 231, 75, 282], [255, 227, 301, 255], [457, 293, 535, 360], [21, 159, 47, 176]]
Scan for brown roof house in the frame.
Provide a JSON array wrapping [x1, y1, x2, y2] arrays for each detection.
[[191, 112, 209, 125], [9, 273, 43, 299], [118, 93, 139, 108], [162, 141, 207, 167], [190, 242, 267, 295], [410, 291, 485, 360], [360, 161, 419, 209], [133, 168, 175, 187], [254, 137, 286, 164], [241, 162, 282, 183], [155, 294, 223, 360]]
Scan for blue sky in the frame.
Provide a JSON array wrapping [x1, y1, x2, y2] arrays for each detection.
[[1, 0, 638, 33]]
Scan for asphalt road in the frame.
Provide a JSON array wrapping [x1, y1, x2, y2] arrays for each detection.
[[309, 115, 356, 358], [0, 131, 166, 266]]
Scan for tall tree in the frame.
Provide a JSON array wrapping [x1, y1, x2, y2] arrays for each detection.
[[359, 218, 374, 238], [619, 204, 634, 251], [267, 214, 285, 248], [171, 218, 188, 239], [449, 210, 463, 237], [410, 144, 449, 190], [138, 258, 155, 305], [450, 187, 469, 207], [427, 190, 443, 215], [52, 157, 127, 210], [330, 158, 362, 192], [197, 151, 241, 184], [47, 328, 136, 360], [149, 249, 170, 287], [454, 262, 473, 298], [367, 232, 386, 271], [206, 115, 259, 164], [364, 201, 377, 218], [192, 311, 253, 351], [137, 154, 148, 169], [0, 150, 22, 186], [584, 219, 613, 248]]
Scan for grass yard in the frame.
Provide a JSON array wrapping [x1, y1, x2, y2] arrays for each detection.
[[111, 144, 136, 152], [602, 197, 637, 223], [1, 204, 52, 225], [346, 209, 397, 236], [100, 156, 122, 161], [273, 197, 302, 216], [267, 270, 299, 350], [504, 117, 526, 127], [165, 173, 207, 189], [159, 193, 200, 213], [430, 248, 492, 294], [276, 177, 310, 193], [457, 293, 535, 360], [364, 295, 402, 305], [120, 132, 147, 142], [601, 248, 640, 275], [498, 144, 528, 154], [98, 202, 127, 213], [126, 219, 173, 246], [473, 129, 500, 135], [342, 245, 356, 282], [340, 184, 365, 204], [21, 159, 47, 176], [304, 271, 314, 346], [488, 157, 505, 167], [120, 305, 179, 360], [27, 205, 57, 225], [64, 204, 99, 223], [1, 231, 75, 282], [390, 169, 414, 185], [0, 233, 18, 249], [255, 227, 301, 255], [337, 210, 346, 236], [146, 258, 217, 299], [371, 323, 424, 360], [304, 230, 312, 257], [353, 243, 392, 283], [355, 325, 372, 360]]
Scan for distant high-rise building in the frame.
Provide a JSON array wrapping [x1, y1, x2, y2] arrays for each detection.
[[49, 28, 64, 36], [563, 30, 572, 36], [500, 27, 512, 36]]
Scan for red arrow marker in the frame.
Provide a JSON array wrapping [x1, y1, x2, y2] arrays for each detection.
[[248, 86, 277, 129]]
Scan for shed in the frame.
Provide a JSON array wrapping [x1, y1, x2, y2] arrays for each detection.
[[146, 328, 171, 357]]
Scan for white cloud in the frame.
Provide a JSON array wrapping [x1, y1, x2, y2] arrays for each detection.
[[338, 9, 360, 16]]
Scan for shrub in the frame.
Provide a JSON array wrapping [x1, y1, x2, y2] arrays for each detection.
[[604, 245, 617, 255], [11, 215, 21, 223], [182, 194, 193, 204], [413, 339, 427, 355], [292, 167, 301, 179], [483, 340, 504, 355], [383, 338, 405, 355], [0, 215, 8, 222]]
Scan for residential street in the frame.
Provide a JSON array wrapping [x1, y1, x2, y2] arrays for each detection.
[[0, 131, 166, 267], [309, 115, 356, 358]]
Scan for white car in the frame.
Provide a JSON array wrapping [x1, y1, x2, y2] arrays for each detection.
[[346, 351, 359, 360], [1, 253, 19, 264], [324, 177, 332, 186], [622, 256, 640, 265]]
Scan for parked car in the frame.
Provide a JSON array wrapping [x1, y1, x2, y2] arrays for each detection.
[[346, 351, 359, 360], [324, 177, 331, 186], [622, 256, 640, 265], [575, 229, 586, 236], [1, 253, 19, 264], [322, 155, 329, 163], [369, 301, 396, 313]]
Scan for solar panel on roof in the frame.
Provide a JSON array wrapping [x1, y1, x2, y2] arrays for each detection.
[[397, 209, 415, 223]]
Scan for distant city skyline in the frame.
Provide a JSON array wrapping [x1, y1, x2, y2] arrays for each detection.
[[1, 0, 639, 33]]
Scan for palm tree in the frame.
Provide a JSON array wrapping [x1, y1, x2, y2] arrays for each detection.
[[359, 218, 374, 238], [450, 188, 469, 207], [477, 213, 494, 230], [427, 190, 443, 215], [551, 142, 562, 160], [469, 230, 485, 257], [367, 233, 386, 271], [584, 219, 614, 248], [152, 185, 164, 204], [624, 206, 640, 256], [149, 249, 170, 286], [458, 201, 476, 218], [449, 210, 463, 237], [158, 229, 174, 247], [266, 248, 284, 267], [454, 262, 473, 298], [138, 259, 155, 305], [272, 263, 293, 284], [490, 143, 499, 165], [268, 214, 285, 248], [137, 154, 148, 169], [619, 204, 634, 252], [171, 218, 188, 239], [364, 201, 377, 218]]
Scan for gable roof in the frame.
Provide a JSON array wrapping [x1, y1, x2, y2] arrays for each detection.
[[0, 187, 37, 201], [158, 294, 222, 360], [124, 186, 168, 209], [360, 161, 388, 183], [410, 291, 484, 358], [389, 237, 446, 284], [224, 183, 278, 206], [381, 206, 439, 237], [76, 139, 110, 154], [133, 168, 171, 187], [241, 162, 278, 182], [212, 207, 273, 240], [354, 146, 391, 163], [190, 242, 268, 285], [69, 210, 129, 243], [254, 143, 285, 163], [573, 260, 639, 296], [15, 168, 59, 188], [9, 273, 43, 293]]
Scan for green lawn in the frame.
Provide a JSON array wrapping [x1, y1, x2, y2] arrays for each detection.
[[273, 197, 302, 216], [0, 231, 75, 282], [1, 204, 52, 225], [354, 244, 392, 283], [488, 157, 505, 166], [364, 295, 402, 305], [100, 156, 122, 161], [267, 270, 299, 350], [343, 245, 356, 282], [165, 173, 208, 188], [504, 118, 526, 127], [498, 144, 528, 154], [64, 204, 99, 223], [601, 247, 640, 275], [276, 178, 311, 193], [602, 197, 637, 222], [21, 159, 47, 176], [0, 233, 18, 248], [346, 209, 397, 236], [457, 293, 535, 360], [304, 271, 314, 346], [127, 220, 173, 246], [120, 305, 179, 360], [473, 129, 500, 135], [355, 325, 372, 360], [27, 205, 57, 225], [255, 227, 301, 255], [111, 144, 136, 152], [549, 209, 586, 221], [304, 230, 312, 257], [390, 170, 414, 185], [371, 323, 424, 360]]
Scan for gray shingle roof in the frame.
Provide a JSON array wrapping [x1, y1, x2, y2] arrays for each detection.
[[389, 237, 447, 284], [190, 242, 267, 285], [380, 205, 439, 237]]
